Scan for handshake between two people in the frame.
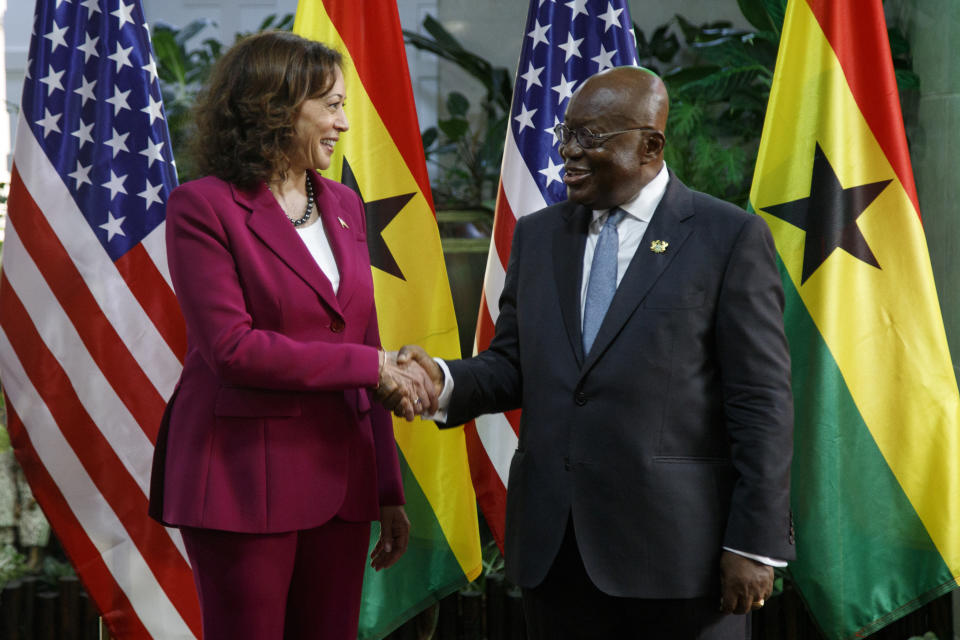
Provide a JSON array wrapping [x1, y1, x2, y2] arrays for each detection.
[[374, 345, 442, 421]]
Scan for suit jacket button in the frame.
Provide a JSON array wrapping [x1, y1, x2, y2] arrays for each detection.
[[574, 391, 586, 406], [330, 318, 345, 333]]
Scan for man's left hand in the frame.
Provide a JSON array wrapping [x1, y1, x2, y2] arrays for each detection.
[[719, 551, 773, 614]]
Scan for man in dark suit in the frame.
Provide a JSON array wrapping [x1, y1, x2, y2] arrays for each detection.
[[402, 67, 794, 638]]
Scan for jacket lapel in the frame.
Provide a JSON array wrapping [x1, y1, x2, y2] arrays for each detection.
[[553, 203, 592, 367], [311, 172, 360, 310], [580, 176, 695, 376], [235, 179, 344, 319]]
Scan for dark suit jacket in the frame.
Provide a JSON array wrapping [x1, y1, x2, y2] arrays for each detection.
[[149, 171, 403, 533], [443, 173, 794, 598]]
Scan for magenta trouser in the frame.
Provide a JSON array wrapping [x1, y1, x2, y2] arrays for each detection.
[[181, 518, 371, 640]]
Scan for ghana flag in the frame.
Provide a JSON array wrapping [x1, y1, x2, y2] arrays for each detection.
[[749, 0, 960, 637], [293, 2, 482, 637]]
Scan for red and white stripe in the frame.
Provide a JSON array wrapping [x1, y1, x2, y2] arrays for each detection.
[[466, 125, 547, 548], [0, 113, 200, 638]]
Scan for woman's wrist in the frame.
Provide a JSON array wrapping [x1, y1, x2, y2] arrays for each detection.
[[374, 348, 385, 390]]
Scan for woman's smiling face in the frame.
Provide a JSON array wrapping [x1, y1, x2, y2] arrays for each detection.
[[291, 65, 349, 171]]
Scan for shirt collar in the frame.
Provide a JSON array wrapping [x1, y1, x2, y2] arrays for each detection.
[[591, 163, 670, 227]]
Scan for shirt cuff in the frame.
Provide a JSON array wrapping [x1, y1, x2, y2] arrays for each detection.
[[723, 546, 788, 568], [422, 358, 453, 422]]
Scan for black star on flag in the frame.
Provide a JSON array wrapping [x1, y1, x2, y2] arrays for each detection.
[[340, 158, 415, 281], [762, 143, 891, 284]]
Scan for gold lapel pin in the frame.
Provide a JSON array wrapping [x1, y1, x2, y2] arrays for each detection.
[[338, 217, 349, 229], [650, 239, 669, 254]]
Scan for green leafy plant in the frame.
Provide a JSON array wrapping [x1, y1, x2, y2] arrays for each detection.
[[636, 0, 918, 207], [152, 18, 221, 181], [886, 17, 921, 93], [460, 538, 505, 596], [634, 1, 784, 207], [423, 89, 507, 211], [404, 16, 513, 211], [38, 554, 76, 587], [0, 544, 27, 590], [634, 22, 681, 77], [403, 15, 512, 118]]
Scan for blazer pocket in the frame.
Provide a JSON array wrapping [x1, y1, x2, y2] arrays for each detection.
[[644, 288, 705, 309], [652, 455, 730, 465], [214, 386, 302, 418], [349, 387, 372, 418]]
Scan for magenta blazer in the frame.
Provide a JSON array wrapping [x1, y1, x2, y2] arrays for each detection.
[[149, 171, 404, 533]]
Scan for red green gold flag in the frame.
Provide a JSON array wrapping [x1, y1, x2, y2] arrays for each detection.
[[293, 2, 482, 637], [749, 0, 960, 637]]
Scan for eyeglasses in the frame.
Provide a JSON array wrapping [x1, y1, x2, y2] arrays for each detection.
[[554, 123, 659, 149]]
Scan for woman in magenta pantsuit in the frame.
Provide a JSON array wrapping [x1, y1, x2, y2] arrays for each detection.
[[148, 31, 435, 640]]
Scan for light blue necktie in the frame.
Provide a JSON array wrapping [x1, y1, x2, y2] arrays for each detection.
[[582, 208, 626, 354]]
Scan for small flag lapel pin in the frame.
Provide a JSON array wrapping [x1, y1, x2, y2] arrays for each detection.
[[338, 217, 349, 229], [650, 239, 668, 254]]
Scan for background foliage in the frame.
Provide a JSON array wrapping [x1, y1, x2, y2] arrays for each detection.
[[403, 16, 512, 212], [151, 3, 918, 213], [639, 0, 918, 207]]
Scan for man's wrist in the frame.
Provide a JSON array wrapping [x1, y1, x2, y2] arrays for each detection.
[[427, 358, 454, 421], [722, 546, 788, 568]]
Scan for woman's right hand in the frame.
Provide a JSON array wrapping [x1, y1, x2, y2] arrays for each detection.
[[370, 505, 410, 571], [374, 351, 438, 420]]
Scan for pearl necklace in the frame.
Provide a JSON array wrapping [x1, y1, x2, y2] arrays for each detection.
[[290, 176, 314, 227], [269, 176, 315, 227]]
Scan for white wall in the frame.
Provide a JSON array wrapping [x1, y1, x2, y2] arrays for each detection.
[[399, 0, 440, 143], [0, 0, 9, 181], [0, 0, 8, 240], [4, 0, 29, 174], [141, 0, 299, 43]]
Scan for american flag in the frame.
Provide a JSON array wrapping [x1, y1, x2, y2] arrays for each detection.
[[0, 0, 199, 638], [468, 0, 639, 549]]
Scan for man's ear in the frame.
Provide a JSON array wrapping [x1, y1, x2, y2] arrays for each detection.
[[641, 131, 666, 162]]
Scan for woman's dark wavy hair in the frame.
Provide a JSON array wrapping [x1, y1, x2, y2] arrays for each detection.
[[191, 31, 343, 189]]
